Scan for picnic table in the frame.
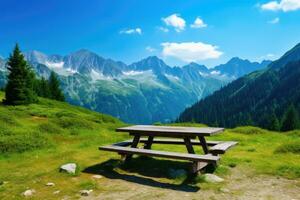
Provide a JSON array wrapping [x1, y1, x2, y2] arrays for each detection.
[[99, 125, 237, 173]]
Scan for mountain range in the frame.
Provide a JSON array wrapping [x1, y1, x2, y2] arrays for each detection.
[[0, 50, 270, 124], [178, 43, 300, 129]]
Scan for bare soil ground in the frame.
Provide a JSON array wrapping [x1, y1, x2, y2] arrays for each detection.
[[83, 167, 300, 200]]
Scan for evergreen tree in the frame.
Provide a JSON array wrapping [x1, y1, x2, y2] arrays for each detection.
[[268, 113, 280, 131], [48, 71, 64, 101], [4, 44, 37, 105], [35, 77, 51, 98], [281, 104, 300, 131]]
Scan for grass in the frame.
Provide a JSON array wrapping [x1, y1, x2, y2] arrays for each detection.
[[0, 91, 299, 199]]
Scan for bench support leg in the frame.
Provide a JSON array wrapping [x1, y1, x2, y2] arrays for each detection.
[[124, 135, 140, 162], [184, 137, 195, 154], [191, 162, 209, 174], [144, 136, 154, 149], [198, 136, 209, 154]]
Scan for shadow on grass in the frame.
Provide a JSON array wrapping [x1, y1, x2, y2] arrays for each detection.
[[83, 156, 200, 192]]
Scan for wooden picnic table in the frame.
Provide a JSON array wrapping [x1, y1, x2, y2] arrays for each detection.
[[99, 125, 237, 174]]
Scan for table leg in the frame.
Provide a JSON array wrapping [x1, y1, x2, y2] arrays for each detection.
[[198, 136, 209, 154], [144, 136, 154, 149], [183, 137, 195, 154], [124, 134, 140, 162]]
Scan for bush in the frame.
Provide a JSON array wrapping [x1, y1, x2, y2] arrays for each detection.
[[0, 131, 52, 153], [56, 117, 95, 130], [274, 141, 300, 154], [231, 126, 268, 135], [39, 122, 62, 134]]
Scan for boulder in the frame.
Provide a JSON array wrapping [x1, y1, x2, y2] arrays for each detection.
[[60, 163, 77, 174], [46, 182, 55, 187], [203, 173, 224, 183], [22, 189, 35, 197], [80, 189, 93, 196]]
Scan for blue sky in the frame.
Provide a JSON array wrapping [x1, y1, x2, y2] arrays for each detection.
[[1, 0, 300, 67]]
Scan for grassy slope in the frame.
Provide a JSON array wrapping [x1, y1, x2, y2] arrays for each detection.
[[0, 91, 299, 199]]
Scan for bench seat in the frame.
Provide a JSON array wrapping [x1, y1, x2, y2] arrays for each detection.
[[99, 145, 220, 163], [209, 141, 238, 155]]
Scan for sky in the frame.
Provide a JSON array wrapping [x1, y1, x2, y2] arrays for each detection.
[[0, 0, 300, 68]]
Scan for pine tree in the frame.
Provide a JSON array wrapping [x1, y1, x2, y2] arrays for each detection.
[[48, 71, 64, 101], [268, 113, 280, 131], [4, 44, 37, 105], [35, 77, 51, 98], [281, 104, 300, 131]]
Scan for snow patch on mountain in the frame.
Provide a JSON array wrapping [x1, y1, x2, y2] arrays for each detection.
[[122, 70, 145, 76], [90, 69, 112, 81]]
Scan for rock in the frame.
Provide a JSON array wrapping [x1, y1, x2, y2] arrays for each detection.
[[60, 163, 77, 174], [220, 188, 230, 193], [168, 169, 187, 179], [23, 189, 36, 197], [80, 189, 93, 196], [53, 190, 60, 194], [203, 173, 224, 183], [46, 182, 55, 187], [92, 175, 103, 179]]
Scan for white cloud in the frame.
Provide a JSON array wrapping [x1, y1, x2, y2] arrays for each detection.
[[146, 46, 156, 52], [157, 26, 169, 33], [190, 17, 207, 28], [261, 0, 300, 12], [162, 14, 186, 32], [120, 28, 142, 35], [161, 42, 223, 62], [268, 17, 280, 23]]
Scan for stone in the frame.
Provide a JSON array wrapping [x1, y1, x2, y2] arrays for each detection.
[[23, 189, 36, 197], [168, 169, 187, 179], [203, 173, 224, 183], [80, 189, 93, 196], [220, 188, 230, 193], [53, 190, 60, 194], [46, 182, 55, 186], [92, 175, 103, 179], [60, 163, 77, 174]]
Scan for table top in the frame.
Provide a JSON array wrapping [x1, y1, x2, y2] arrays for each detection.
[[116, 125, 224, 137]]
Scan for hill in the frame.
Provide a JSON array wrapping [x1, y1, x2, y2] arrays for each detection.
[[0, 51, 269, 124], [0, 91, 299, 199], [178, 43, 300, 129]]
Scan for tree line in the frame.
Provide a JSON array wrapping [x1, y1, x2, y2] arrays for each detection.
[[3, 44, 64, 105]]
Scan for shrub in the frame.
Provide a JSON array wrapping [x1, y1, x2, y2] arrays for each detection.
[[39, 122, 62, 134], [56, 117, 94, 130], [0, 131, 52, 153], [231, 126, 268, 135], [274, 141, 300, 154]]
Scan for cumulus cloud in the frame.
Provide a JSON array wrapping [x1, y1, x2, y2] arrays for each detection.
[[146, 46, 156, 52], [120, 28, 142, 35], [162, 14, 186, 32], [161, 42, 223, 62], [261, 0, 300, 12], [190, 17, 207, 28], [268, 17, 280, 23]]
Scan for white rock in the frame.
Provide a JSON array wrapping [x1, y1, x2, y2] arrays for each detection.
[[53, 190, 60, 194], [220, 187, 230, 193], [92, 175, 103, 179], [80, 189, 93, 196], [23, 189, 36, 197], [60, 163, 77, 174], [203, 173, 224, 183], [46, 182, 55, 186]]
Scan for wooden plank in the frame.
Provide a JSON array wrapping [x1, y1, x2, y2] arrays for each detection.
[[192, 162, 209, 173], [99, 145, 220, 163], [183, 137, 195, 154], [124, 135, 140, 162], [117, 125, 224, 137], [137, 138, 222, 146], [209, 141, 238, 155], [198, 136, 209, 154]]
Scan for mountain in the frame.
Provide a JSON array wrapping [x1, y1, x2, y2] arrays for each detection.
[[213, 57, 271, 78], [0, 50, 269, 124], [178, 43, 300, 129]]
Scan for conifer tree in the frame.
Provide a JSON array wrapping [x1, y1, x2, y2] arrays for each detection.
[[268, 113, 280, 131], [48, 71, 64, 101], [4, 44, 37, 105], [35, 77, 51, 98], [281, 104, 300, 131]]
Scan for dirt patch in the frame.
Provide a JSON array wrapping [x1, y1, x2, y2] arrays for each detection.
[[83, 167, 300, 200]]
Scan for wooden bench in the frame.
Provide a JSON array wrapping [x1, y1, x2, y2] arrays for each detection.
[[99, 145, 220, 173], [209, 141, 238, 155], [137, 138, 222, 146]]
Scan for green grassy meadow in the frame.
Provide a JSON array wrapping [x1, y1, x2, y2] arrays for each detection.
[[0, 91, 299, 199]]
